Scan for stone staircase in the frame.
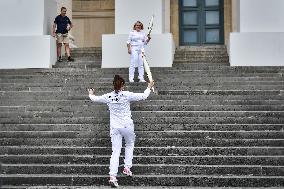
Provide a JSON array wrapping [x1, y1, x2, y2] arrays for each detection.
[[174, 46, 229, 64], [0, 46, 284, 188]]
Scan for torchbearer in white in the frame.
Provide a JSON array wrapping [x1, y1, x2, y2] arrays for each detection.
[[88, 75, 154, 188], [127, 21, 151, 82]]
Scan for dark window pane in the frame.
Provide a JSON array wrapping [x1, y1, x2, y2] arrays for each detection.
[[184, 30, 198, 43], [206, 29, 220, 43], [206, 11, 219, 25], [183, 11, 198, 25], [205, 0, 219, 7], [183, 0, 197, 7]]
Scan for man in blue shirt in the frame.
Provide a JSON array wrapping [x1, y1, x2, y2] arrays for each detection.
[[52, 7, 74, 62]]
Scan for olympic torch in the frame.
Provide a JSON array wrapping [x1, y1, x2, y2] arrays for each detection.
[[141, 15, 155, 92]]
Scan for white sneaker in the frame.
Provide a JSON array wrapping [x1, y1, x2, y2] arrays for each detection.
[[122, 167, 133, 177], [139, 79, 146, 83], [109, 176, 119, 188], [129, 79, 134, 83]]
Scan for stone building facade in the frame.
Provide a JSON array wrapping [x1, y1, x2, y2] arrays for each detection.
[[71, 0, 233, 48]]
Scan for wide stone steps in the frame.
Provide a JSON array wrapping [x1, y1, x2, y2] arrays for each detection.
[[1, 130, 283, 139], [1, 138, 283, 147], [173, 58, 229, 64], [1, 123, 283, 132], [1, 80, 283, 87], [0, 109, 283, 117], [1, 67, 282, 74], [1, 47, 284, 187], [1, 105, 284, 112], [1, 146, 283, 156], [1, 90, 283, 98], [2, 164, 283, 176], [1, 86, 283, 92], [1, 67, 283, 75], [1, 117, 283, 125], [1, 155, 283, 166], [1, 174, 283, 187], [0, 145, 284, 156]]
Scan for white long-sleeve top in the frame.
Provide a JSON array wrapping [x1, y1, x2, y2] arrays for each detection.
[[89, 88, 151, 128], [126, 30, 148, 47]]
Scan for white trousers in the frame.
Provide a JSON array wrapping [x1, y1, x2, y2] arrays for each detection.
[[109, 125, 136, 176], [129, 46, 144, 80]]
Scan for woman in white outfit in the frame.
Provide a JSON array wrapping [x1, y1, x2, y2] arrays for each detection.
[[127, 21, 151, 83], [88, 75, 154, 188]]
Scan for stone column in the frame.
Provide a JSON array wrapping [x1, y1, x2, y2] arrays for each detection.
[[0, 0, 57, 69], [229, 0, 284, 66]]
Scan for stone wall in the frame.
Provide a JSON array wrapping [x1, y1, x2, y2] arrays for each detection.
[[72, 0, 114, 47], [71, 0, 232, 47]]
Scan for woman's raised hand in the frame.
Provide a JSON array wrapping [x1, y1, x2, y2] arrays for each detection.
[[88, 88, 95, 95], [148, 80, 155, 89]]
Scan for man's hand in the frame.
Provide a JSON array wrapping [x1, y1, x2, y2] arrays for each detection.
[[148, 80, 155, 89], [88, 88, 95, 95], [128, 48, 131, 54], [67, 24, 71, 31]]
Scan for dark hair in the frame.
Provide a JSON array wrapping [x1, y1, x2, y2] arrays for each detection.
[[113, 75, 125, 93], [61, 7, 67, 11], [133, 21, 144, 30]]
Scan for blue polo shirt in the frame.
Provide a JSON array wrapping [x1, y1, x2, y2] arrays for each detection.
[[54, 15, 72, 34]]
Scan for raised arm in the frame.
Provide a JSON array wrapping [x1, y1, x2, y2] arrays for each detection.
[[127, 81, 154, 102], [88, 88, 108, 103]]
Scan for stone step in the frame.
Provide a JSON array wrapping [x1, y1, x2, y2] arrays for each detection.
[[0, 75, 282, 82], [53, 62, 101, 69], [1, 138, 283, 147], [0, 66, 283, 73], [1, 99, 283, 107], [1, 146, 283, 156], [1, 116, 283, 124], [174, 53, 229, 56], [1, 85, 283, 92], [177, 46, 228, 51], [174, 54, 229, 58], [1, 76, 282, 84], [173, 57, 229, 61], [173, 60, 229, 64], [1, 62, 283, 71], [0, 107, 283, 115], [1, 105, 283, 113], [0, 79, 281, 87], [1, 123, 283, 132], [1, 69, 282, 76], [1, 80, 283, 87], [1, 174, 283, 187], [1, 79, 283, 86], [1, 90, 282, 97], [1, 130, 283, 139], [2, 164, 284, 176], [1, 155, 283, 165], [1, 66, 283, 75]]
